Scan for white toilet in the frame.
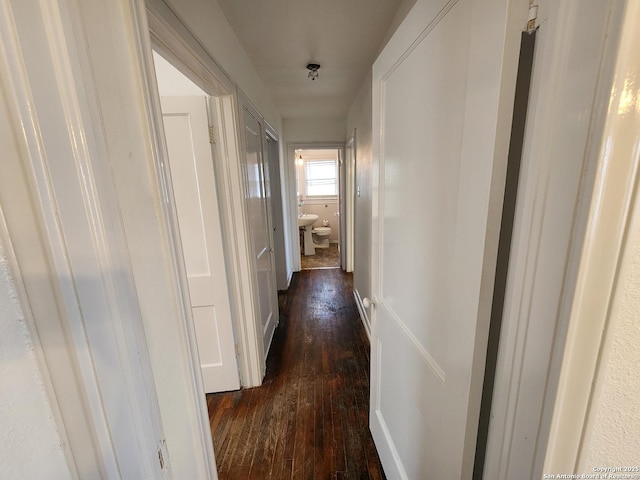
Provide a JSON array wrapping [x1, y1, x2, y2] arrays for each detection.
[[312, 225, 331, 248]]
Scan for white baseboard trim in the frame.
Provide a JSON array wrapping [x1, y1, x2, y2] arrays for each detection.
[[353, 288, 370, 340]]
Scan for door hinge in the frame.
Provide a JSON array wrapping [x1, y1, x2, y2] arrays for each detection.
[[526, 3, 538, 32], [208, 125, 216, 144], [157, 439, 168, 472]]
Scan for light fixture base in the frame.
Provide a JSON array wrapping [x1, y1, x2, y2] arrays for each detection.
[[306, 63, 320, 81]]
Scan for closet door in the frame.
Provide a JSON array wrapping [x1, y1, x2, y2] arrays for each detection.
[[243, 106, 278, 356]]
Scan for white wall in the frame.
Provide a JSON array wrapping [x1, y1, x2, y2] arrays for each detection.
[[377, 0, 418, 56], [298, 203, 340, 243], [283, 118, 346, 143], [153, 51, 207, 95], [580, 221, 640, 467], [0, 242, 71, 480], [162, 0, 295, 291], [345, 72, 373, 328], [344, 0, 415, 329], [164, 0, 282, 135]]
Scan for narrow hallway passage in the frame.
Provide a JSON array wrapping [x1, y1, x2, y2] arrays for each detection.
[[207, 269, 385, 479]]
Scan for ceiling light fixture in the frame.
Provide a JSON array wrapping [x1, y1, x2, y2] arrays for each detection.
[[306, 63, 320, 81]]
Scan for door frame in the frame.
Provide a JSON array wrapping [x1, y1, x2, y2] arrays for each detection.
[[287, 142, 347, 271], [146, 0, 265, 389], [482, 0, 628, 477], [543, 0, 639, 471], [0, 0, 192, 476]]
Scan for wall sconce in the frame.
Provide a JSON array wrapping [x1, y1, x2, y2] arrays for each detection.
[[296, 154, 304, 166], [306, 63, 320, 81]]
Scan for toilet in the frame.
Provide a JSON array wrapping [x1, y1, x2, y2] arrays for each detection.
[[312, 226, 331, 248]]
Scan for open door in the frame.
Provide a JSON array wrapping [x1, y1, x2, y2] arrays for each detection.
[[160, 95, 239, 393], [369, 0, 514, 477]]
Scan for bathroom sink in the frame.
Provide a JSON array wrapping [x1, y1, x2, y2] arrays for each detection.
[[297, 213, 319, 227]]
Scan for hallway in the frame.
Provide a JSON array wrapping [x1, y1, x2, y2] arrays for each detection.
[[207, 269, 385, 479]]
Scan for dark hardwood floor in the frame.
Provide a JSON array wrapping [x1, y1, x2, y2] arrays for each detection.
[[207, 269, 386, 479]]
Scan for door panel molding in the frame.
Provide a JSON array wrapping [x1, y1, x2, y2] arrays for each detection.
[[382, 300, 447, 384]]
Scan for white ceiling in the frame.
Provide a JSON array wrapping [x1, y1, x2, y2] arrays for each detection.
[[217, 0, 405, 120]]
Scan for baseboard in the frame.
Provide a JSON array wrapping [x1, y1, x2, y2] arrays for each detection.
[[353, 288, 371, 340]]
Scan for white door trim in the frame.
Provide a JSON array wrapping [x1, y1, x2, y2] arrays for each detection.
[[482, 0, 628, 477], [146, 0, 233, 94], [235, 92, 268, 376], [0, 0, 170, 476], [0, 23, 100, 475], [544, 0, 640, 471], [211, 93, 265, 385]]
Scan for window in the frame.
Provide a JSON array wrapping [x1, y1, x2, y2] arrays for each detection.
[[304, 158, 338, 197]]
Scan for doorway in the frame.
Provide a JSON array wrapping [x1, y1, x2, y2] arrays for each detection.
[[295, 147, 342, 270], [152, 51, 240, 393]]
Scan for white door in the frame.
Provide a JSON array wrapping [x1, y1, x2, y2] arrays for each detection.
[[243, 107, 278, 356], [370, 0, 513, 477], [161, 96, 239, 393]]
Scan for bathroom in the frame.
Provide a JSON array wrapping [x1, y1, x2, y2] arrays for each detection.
[[295, 148, 341, 269]]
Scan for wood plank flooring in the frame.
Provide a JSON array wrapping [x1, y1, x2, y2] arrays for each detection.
[[207, 269, 386, 479]]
